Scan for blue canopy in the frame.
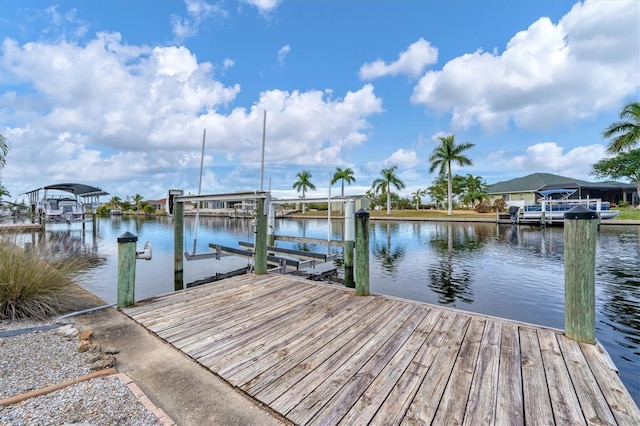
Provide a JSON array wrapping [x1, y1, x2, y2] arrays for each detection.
[[537, 189, 577, 198]]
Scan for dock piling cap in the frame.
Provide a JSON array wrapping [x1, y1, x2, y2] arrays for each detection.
[[118, 231, 138, 243], [355, 208, 369, 218], [564, 205, 599, 220]]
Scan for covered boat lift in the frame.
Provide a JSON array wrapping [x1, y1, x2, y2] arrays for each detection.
[[23, 183, 109, 228]]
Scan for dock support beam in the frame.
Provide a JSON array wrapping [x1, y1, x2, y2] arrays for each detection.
[[344, 200, 355, 288], [254, 197, 268, 275], [564, 205, 598, 344], [173, 202, 184, 291], [117, 232, 137, 308], [268, 202, 276, 246], [355, 208, 370, 296]]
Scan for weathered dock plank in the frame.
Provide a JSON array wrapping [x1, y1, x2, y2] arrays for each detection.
[[368, 311, 456, 426], [538, 329, 585, 425], [124, 273, 640, 425], [495, 323, 524, 426], [463, 320, 501, 426]]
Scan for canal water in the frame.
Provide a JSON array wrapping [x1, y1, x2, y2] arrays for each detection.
[[27, 215, 640, 404]]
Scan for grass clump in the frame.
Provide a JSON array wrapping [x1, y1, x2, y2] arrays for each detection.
[[615, 206, 640, 221], [0, 234, 101, 321]]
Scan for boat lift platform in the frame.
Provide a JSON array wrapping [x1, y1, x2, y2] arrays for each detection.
[[204, 242, 338, 277]]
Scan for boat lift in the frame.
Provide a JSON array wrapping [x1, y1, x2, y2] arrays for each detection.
[[171, 191, 360, 289]]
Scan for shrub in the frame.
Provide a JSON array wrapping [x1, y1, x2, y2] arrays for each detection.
[[143, 204, 156, 214], [493, 198, 507, 213], [0, 234, 100, 321], [96, 205, 110, 216], [475, 201, 492, 213]]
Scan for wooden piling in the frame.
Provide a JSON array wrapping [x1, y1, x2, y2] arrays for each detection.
[[117, 232, 137, 308], [254, 197, 267, 274], [173, 201, 184, 291], [564, 205, 598, 344], [344, 200, 355, 288], [355, 208, 369, 296]]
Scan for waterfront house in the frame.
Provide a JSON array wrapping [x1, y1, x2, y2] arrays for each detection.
[[486, 172, 638, 207]]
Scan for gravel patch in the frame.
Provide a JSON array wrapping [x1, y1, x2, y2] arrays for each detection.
[[0, 320, 164, 426]]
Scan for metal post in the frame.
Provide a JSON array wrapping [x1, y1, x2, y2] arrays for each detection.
[[268, 202, 276, 246], [564, 205, 598, 344], [355, 208, 370, 296], [260, 110, 266, 191], [327, 172, 332, 255], [344, 200, 355, 288], [173, 201, 184, 291], [117, 232, 137, 308], [254, 197, 268, 274], [92, 204, 97, 238]]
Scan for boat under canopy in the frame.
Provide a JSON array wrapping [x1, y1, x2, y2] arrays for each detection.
[[23, 183, 109, 223]]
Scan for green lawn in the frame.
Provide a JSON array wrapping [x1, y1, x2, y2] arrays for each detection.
[[292, 207, 640, 222], [614, 207, 640, 220], [292, 209, 495, 219]]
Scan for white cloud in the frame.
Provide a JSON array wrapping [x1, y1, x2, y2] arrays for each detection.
[[367, 148, 421, 171], [411, 0, 640, 132], [277, 44, 290, 67], [493, 142, 607, 180], [0, 33, 383, 197], [171, 0, 227, 41], [359, 38, 438, 80], [241, 0, 280, 13], [222, 58, 234, 69]]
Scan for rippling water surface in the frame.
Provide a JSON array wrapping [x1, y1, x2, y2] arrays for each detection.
[[25, 216, 640, 404]]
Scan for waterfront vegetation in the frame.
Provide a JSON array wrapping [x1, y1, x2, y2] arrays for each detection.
[[615, 206, 640, 220], [289, 205, 640, 221], [0, 234, 100, 320]]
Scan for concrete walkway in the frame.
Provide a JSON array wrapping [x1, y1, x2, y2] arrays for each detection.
[[72, 307, 288, 426]]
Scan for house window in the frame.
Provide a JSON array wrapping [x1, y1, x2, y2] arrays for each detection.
[[502, 194, 510, 201]]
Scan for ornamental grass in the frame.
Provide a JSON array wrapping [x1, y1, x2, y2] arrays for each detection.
[[0, 233, 102, 321]]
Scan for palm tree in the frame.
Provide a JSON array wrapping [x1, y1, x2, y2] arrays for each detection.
[[461, 174, 487, 208], [0, 133, 8, 169], [331, 167, 356, 213], [428, 135, 475, 216], [131, 193, 144, 210], [603, 100, 640, 153], [293, 170, 316, 213], [372, 165, 406, 215], [0, 182, 9, 200], [109, 196, 122, 209], [411, 189, 426, 210]]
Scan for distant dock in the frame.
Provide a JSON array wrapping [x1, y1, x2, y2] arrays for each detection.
[[124, 274, 639, 425], [0, 223, 41, 233]]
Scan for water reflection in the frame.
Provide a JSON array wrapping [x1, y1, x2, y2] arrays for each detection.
[[426, 223, 474, 306], [371, 222, 406, 274]]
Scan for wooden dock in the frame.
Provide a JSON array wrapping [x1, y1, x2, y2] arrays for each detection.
[[0, 223, 41, 233], [124, 274, 640, 425]]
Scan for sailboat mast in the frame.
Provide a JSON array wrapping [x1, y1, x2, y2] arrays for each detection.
[[192, 129, 206, 255], [260, 110, 266, 191]]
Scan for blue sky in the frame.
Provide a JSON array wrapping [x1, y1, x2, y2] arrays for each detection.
[[0, 0, 638, 202]]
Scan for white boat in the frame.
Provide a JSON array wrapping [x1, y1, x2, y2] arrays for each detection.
[[24, 183, 108, 224], [518, 189, 620, 222], [39, 195, 86, 223]]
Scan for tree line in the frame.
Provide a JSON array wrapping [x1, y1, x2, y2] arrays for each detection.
[[293, 100, 640, 214]]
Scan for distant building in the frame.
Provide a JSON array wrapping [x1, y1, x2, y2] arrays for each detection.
[[146, 198, 165, 211], [486, 173, 638, 206]]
